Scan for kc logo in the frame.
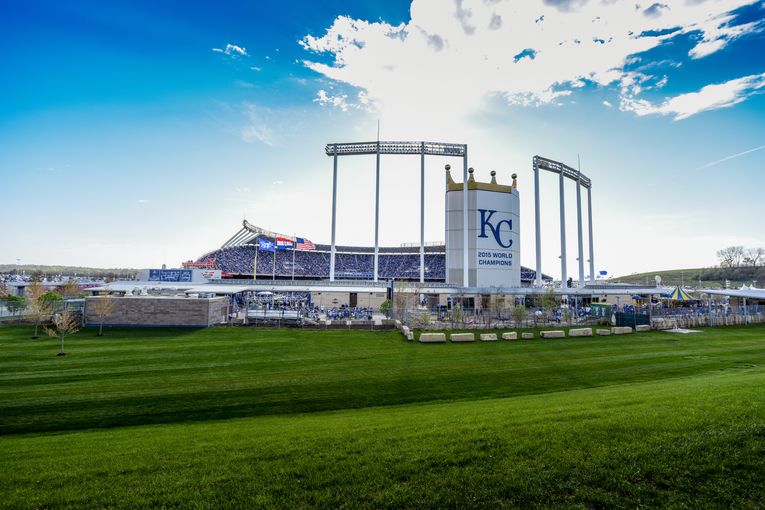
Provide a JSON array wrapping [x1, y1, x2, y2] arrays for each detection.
[[478, 209, 513, 248]]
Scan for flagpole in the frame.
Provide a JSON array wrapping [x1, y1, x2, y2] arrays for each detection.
[[253, 245, 258, 281], [272, 241, 276, 280], [292, 236, 296, 281]]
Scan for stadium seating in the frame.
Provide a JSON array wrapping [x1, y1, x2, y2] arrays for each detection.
[[198, 240, 545, 282]]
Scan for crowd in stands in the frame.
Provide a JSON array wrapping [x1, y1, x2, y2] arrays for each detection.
[[201, 245, 448, 280], [201, 243, 549, 281]]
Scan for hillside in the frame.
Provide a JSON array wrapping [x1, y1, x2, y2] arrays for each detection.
[[0, 264, 137, 279], [613, 265, 765, 287]]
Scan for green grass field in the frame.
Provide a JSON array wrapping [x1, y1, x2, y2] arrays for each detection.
[[2, 324, 765, 508]]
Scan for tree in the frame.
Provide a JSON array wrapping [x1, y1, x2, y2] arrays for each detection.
[[717, 246, 745, 268], [745, 247, 764, 267], [0, 280, 8, 299], [379, 299, 392, 318], [91, 295, 116, 336], [58, 280, 83, 299], [533, 288, 558, 322], [46, 306, 80, 356], [486, 293, 507, 327], [510, 304, 527, 327], [6, 295, 27, 320], [451, 300, 464, 328], [26, 282, 61, 339]]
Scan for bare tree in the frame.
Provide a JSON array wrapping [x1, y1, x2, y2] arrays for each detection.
[[46, 307, 80, 356], [0, 280, 8, 299], [91, 295, 116, 336], [534, 289, 558, 324], [26, 282, 60, 339], [717, 246, 745, 268], [511, 304, 528, 328], [745, 247, 764, 267], [58, 280, 83, 299]]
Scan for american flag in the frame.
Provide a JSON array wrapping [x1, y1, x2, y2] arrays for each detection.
[[295, 237, 316, 251]]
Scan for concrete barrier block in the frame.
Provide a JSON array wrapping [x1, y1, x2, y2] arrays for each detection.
[[596, 329, 611, 336], [502, 332, 518, 340], [612, 326, 633, 335], [521, 332, 535, 339], [374, 319, 382, 326], [402, 326, 410, 336], [419, 333, 446, 343], [635, 325, 651, 332], [407, 332, 414, 341], [479, 333, 498, 341], [568, 328, 593, 337], [451, 333, 475, 342], [541, 330, 565, 338]]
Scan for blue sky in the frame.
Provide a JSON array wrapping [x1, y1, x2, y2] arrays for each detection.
[[1, 0, 764, 278]]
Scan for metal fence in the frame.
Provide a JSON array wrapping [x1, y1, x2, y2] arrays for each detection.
[[0, 299, 85, 322], [392, 306, 604, 329], [391, 303, 765, 330]]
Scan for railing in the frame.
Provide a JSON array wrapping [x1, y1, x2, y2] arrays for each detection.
[[211, 278, 389, 288], [0, 299, 85, 320], [325, 141, 466, 157]]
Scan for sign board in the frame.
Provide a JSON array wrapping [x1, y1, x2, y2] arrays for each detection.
[[148, 269, 193, 282], [445, 183, 520, 287], [473, 191, 520, 286]]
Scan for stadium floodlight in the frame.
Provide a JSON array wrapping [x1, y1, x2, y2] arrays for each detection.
[[325, 141, 468, 284], [532, 155, 594, 289]]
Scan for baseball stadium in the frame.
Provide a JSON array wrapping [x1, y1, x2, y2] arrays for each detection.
[[190, 219, 549, 284]]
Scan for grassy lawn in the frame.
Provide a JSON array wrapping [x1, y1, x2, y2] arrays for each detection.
[[1, 324, 765, 508]]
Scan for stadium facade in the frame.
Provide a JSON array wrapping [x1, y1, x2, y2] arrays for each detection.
[[87, 145, 676, 323], [194, 218, 548, 285]]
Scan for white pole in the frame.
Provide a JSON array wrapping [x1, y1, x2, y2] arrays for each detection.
[[462, 145, 469, 287], [330, 146, 338, 281], [420, 142, 425, 283], [291, 240, 296, 281], [272, 244, 276, 280], [374, 141, 380, 282], [559, 170, 567, 289], [576, 160, 585, 288], [587, 186, 595, 283], [534, 163, 542, 287]]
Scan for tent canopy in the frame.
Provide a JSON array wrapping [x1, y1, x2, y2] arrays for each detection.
[[668, 286, 694, 301]]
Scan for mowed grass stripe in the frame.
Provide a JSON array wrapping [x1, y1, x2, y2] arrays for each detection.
[[1, 368, 763, 509], [2, 325, 765, 435]]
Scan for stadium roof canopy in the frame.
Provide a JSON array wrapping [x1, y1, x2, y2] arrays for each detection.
[[220, 220, 446, 254]]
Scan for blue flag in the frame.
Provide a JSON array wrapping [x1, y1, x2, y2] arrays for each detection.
[[258, 239, 275, 252]]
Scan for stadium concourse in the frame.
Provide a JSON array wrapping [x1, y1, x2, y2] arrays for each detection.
[[194, 220, 550, 284]]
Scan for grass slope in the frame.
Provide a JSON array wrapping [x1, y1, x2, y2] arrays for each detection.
[[612, 265, 765, 287], [3, 325, 765, 435], [1, 325, 765, 508]]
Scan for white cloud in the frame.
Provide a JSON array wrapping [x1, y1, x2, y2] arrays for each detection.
[[620, 72, 765, 120], [212, 43, 249, 57], [602, 100, 613, 108], [683, 15, 763, 59], [241, 104, 275, 145], [315, 89, 352, 111], [299, 0, 761, 133], [314, 89, 376, 112]]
